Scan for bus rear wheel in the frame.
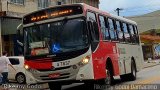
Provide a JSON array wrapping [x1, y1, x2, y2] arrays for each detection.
[[84, 70, 112, 90], [120, 61, 137, 81], [128, 61, 137, 81]]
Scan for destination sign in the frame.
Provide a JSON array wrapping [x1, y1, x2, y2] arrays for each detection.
[[23, 5, 83, 24]]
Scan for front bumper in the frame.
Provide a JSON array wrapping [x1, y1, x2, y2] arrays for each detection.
[[25, 59, 94, 84]]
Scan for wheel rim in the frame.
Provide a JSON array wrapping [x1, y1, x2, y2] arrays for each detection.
[[17, 75, 25, 83], [105, 70, 111, 85]]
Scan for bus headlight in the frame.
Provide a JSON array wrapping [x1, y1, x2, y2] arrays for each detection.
[[78, 55, 90, 66], [24, 64, 38, 73], [24, 64, 30, 70], [82, 56, 90, 64]]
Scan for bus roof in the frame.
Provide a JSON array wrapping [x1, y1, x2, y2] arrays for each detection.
[[23, 3, 137, 25], [82, 3, 137, 25], [23, 3, 84, 18]]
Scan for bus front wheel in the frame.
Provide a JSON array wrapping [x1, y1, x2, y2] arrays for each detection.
[[101, 69, 112, 85], [48, 82, 62, 90]]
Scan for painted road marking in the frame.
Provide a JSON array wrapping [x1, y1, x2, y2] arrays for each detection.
[[135, 75, 160, 84]]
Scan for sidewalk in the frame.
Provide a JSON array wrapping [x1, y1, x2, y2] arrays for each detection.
[[143, 59, 160, 68]]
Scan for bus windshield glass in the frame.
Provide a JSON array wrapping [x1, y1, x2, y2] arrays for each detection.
[[24, 18, 89, 56]]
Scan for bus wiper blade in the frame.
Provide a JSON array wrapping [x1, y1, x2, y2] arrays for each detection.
[[47, 54, 57, 58]]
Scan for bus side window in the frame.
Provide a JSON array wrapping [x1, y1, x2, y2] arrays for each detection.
[[87, 11, 99, 41], [99, 15, 110, 40], [129, 24, 136, 43], [116, 20, 124, 42], [122, 22, 131, 43], [133, 25, 139, 44], [87, 11, 99, 52], [108, 18, 117, 41]]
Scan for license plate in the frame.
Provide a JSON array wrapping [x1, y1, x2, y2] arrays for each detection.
[[53, 60, 70, 68], [49, 73, 60, 78]]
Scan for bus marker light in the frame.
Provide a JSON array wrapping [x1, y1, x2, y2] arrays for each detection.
[[72, 65, 77, 69], [80, 74, 84, 78]]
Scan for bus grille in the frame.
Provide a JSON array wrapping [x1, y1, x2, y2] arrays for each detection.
[[37, 66, 71, 71], [40, 73, 70, 80]]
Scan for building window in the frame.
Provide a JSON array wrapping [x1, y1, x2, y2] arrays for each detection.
[[57, 0, 66, 5], [86, 0, 90, 5], [10, 0, 25, 5], [57, 1, 62, 5], [38, 0, 51, 9]]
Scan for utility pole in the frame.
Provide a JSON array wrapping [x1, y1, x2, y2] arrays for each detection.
[[115, 8, 123, 16], [0, 0, 2, 11]]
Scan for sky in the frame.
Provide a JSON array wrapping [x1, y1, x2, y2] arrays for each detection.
[[99, 0, 160, 17]]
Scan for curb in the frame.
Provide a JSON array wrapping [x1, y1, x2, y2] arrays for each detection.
[[143, 63, 160, 68]]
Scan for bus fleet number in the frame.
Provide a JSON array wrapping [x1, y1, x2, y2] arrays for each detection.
[[55, 61, 70, 67]]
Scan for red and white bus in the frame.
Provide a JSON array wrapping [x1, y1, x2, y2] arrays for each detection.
[[17, 3, 144, 89]]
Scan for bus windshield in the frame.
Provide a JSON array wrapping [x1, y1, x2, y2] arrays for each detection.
[[24, 18, 89, 56]]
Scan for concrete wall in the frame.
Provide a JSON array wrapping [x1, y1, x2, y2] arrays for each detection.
[[66, 0, 99, 8], [25, 0, 38, 13], [2, 0, 25, 13], [1, 0, 39, 14], [1, 0, 99, 15]]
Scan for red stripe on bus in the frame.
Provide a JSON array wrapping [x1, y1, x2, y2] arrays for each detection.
[[25, 60, 52, 70]]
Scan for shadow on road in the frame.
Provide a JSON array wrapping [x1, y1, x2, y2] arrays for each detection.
[[63, 79, 125, 90], [63, 84, 85, 90]]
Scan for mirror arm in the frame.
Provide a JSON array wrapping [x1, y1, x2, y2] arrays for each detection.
[[17, 40, 23, 46]]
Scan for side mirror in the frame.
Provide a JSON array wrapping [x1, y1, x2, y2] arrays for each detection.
[[87, 21, 94, 41], [87, 21, 99, 42], [87, 21, 92, 30], [17, 24, 23, 46], [17, 23, 23, 36], [93, 22, 98, 32], [87, 21, 99, 52]]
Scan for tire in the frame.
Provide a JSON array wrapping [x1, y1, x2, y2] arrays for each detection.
[[48, 82, 62, 90], [85, 82, 95, 90], [104, 70, 111, 85], [16, 73, 26, 84], [120, 61, 137, 81], [106, 67, 114, 85], [128, 61, 137, 81], [98, 70, 112, 90], [120, 74, 128, 81], [84, 70, 112, 90], [99, 70, 112, 85]]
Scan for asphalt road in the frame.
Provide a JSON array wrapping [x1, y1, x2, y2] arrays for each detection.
[[1, 65, 160, 90], [63, 64, 160, 90]]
